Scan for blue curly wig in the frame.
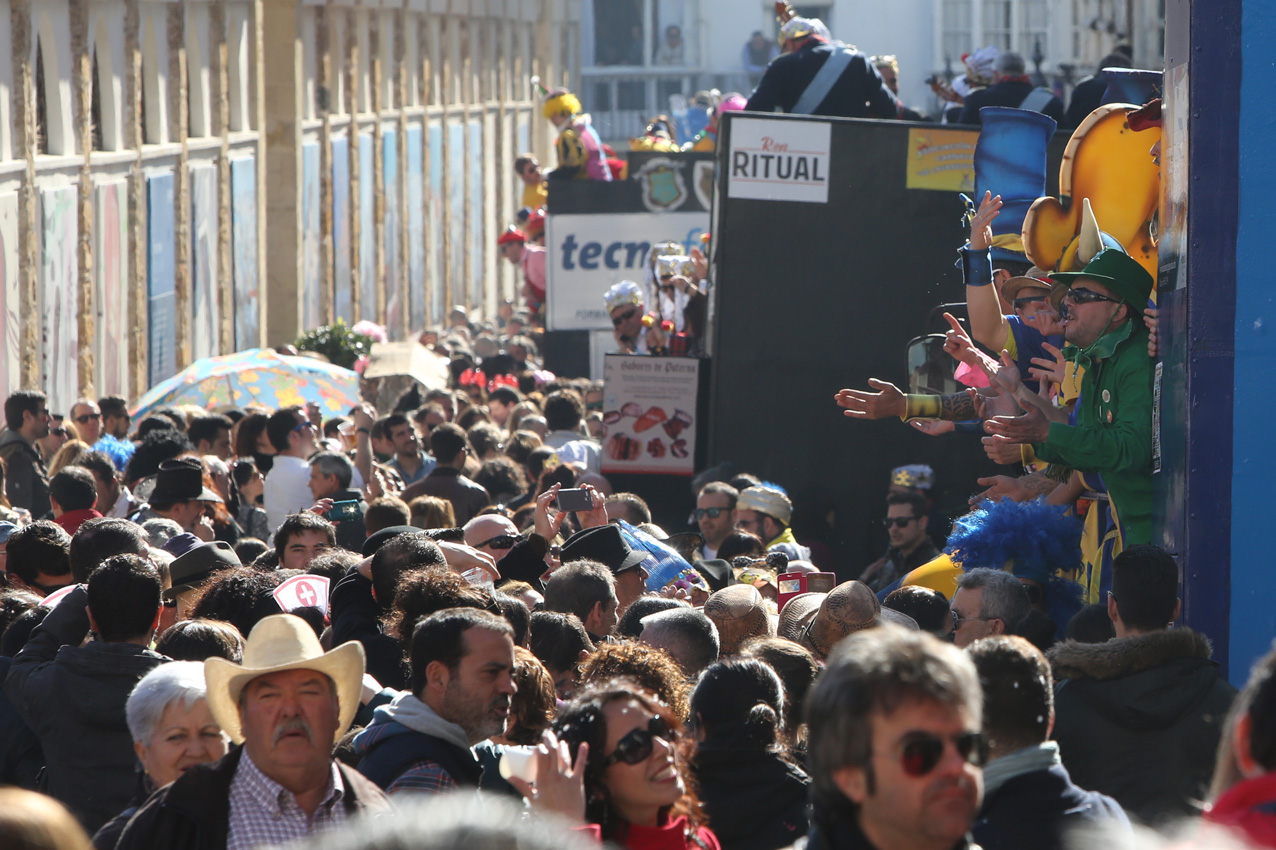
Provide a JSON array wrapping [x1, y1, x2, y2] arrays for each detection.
[[945, 498, 1082, 583], [947, 498, 1085, 641]]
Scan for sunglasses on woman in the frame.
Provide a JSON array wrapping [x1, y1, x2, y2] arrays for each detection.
[[603, 715, 673, 767], [890, 731, 988, 777], [612, 307, 639, 327]]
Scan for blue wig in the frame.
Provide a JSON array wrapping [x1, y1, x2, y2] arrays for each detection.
[[947, 498, 1085, 640], [946, 498, 1082, 582]]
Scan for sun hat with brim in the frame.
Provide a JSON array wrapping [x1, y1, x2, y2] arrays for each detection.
[[1001, 267, 1053, 303], [778, 592, 825, 642], [704, 584, 772, 655], [1047, 249, 1154, 310], [166, 540, 241, 601], [204, 613, 366, 745], [803, 581, 886, 660]]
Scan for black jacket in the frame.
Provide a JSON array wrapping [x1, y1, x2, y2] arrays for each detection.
[[331, 568, 408, 690], [1049, 628, 1237, 825], [745, 41, 898, 119], [114, 746, 392, 850], [693, 742, 810, 850], [974, 761, 1129, 850], [1064, 74, 1108, 128], [0, 655, 43, 790], [0, 429, 50, 515], [957, 79, 1065, 126], [3, 585, 168, 833], [801, 804, 976, 850]]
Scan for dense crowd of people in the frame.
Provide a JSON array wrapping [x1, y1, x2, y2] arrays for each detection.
[[0, 367, 1262, 850]]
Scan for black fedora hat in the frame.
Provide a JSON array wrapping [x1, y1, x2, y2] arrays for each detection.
[[693, 558, 734, 592], [561, 525, 648, 575], [149, 458, 223, 505], [166, 540, 241, 600]]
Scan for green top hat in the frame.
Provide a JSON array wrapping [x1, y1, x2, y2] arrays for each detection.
[[1049, 248, 1153, 309]]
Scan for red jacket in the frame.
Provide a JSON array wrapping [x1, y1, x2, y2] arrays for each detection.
[[53, 508, 103, 536], [1206, 772, 1276, 848], [578, 816, 721, 850]]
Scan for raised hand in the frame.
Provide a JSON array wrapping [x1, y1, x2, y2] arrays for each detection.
[[969, 191, 1002, 252], [535, 483, 568, 541], [835, 379, 906, 419], [1028, 342, 1067, 388], [509, 730, 589, 825], [943, 312, 999, 372]]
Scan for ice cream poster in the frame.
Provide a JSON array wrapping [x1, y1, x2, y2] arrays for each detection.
[[601, 355, 700, 475]]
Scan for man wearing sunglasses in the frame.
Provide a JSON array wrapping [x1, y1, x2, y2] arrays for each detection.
[[805, 627, 986, 850], [263, 406, 323, 534], [984, 248, 1156, 546], [463, 514, 523, 564], [0, 389, 52, 517], [605, 280, 664, 355], [860, 492, 939, 594], [68, 398, 102, 445], [695, 482, 738, 561]]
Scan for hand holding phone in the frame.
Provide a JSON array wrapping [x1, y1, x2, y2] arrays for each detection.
[[555, 488, 594, 513]]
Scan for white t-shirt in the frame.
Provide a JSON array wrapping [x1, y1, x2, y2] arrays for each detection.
[[264, 455, 314, 535]]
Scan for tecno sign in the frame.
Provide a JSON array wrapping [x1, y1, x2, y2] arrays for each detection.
[[727, 116, 832, 204], [545, 211, 708, 331]]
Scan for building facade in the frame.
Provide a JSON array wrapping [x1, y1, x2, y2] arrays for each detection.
[[0, 0, 581, 414]]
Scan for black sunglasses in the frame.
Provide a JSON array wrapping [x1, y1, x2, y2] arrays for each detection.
[[694, 507, 726, 520], [882, 516, 917, 528], [612, 307, 639, 327], [893, 731, 988, 777], [1064, 287, 1121, 306], [477, 533, 526, 551], [1012, 295, 1047, 309], [74, 412, 101, 424], [603, 715, 673, 767]]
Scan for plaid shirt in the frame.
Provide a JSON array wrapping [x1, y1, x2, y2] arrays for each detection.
[[226, 751, 348, 850]]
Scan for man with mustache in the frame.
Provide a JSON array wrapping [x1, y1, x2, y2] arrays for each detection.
[[115, 614, 390, 850], [354, 608, 517, 794], [802, 627, 986, 850]]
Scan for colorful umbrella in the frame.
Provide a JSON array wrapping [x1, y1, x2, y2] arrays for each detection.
[[131, 349, 362, 419]]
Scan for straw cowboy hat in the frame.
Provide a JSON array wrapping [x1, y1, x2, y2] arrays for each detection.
[[204, 613, 365, 745]]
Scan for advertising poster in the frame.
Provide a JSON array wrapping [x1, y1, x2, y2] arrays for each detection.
[[601, 355, 699, 475], [726, 116, 831, 204], [545, 211, 707, 331], [905, 127, 977, 192]]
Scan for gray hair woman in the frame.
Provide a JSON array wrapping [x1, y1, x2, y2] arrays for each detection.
[[92, 662, 228, 850]]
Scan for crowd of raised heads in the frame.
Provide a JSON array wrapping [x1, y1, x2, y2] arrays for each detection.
[[0, 370, 1269, 850]]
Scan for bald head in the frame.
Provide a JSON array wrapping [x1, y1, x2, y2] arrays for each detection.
[[463, 515, 520, 561]]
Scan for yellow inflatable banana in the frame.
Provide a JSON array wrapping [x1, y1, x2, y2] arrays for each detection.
[[1022, 104, 1160, 277]]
